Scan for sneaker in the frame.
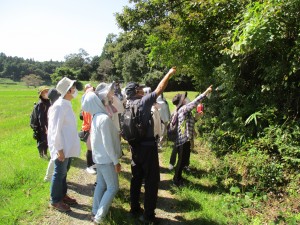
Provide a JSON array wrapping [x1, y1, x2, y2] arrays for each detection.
[[90, 213, 95, 222], [168, 164, 174, 170], [63, 194, 78, 205], [86, 167, 97, 174], [50, 201, 71, 212]]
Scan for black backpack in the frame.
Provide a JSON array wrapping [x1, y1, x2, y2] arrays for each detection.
[[120, 99, 146, 142], [167, 112, 178, 142], [30, 102, 40, 139]]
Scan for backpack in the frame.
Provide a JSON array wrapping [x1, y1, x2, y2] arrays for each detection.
[[120, 99, 146, 142], [167, 112, 178, 142], [30, 102, 40, 140]]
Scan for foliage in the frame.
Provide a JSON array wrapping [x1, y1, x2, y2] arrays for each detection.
[[21, 74, 44, 87], [50, 67, 83, 91], [112, 0, 300, 195], [0, 52, 62, 82]]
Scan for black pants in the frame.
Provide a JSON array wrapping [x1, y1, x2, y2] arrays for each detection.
[[130, 142, 160, 220], [173, 141, 191, 183], [169, 144, 177, 166], [37, 132, 48, 156], [170, 142, 191, 167]]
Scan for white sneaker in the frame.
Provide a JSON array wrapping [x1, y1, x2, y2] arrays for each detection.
[[44, 176, 51, 182], [86, 167, 96, 174], [168, 164, 174, 170]]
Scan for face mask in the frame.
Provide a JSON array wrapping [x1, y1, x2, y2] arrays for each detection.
[[72, 89, 78, 98]]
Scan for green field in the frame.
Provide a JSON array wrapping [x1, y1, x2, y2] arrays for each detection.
[[1, 84, 298, 225], [0, 84, 83, 224]]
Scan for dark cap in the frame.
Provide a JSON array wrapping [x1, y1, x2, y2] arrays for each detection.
[[47, 88, 61, 105], [172, 92, 187, 109], [125, 82, 145, 98]]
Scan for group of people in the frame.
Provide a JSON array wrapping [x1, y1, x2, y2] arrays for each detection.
[[31, 67, 212, 224]]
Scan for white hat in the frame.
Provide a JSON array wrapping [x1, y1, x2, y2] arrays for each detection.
[[84, 83, 92, 89], [95, 82, 114, 100], [56, 77, 76, 97], [157, 95, 165, 104]]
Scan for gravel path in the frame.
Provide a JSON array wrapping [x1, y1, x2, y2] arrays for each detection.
[[38, 146, 181, 225]]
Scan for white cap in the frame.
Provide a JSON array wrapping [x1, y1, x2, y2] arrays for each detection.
[[56, 77, 76, 97], [95, 82, 114, 100]]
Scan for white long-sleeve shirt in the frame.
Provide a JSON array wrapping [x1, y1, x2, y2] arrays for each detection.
[[47, 98, 81, 159]]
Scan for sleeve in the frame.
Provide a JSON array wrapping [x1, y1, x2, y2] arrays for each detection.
[[183, 94, 206, 116], [100, 118, 121, 165], [51, 106, 65, 152], [37, 103, 44, 132], [140, 92, 157, 126]]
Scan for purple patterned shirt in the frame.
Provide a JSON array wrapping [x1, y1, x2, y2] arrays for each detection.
[[176, 94, 206, 146]]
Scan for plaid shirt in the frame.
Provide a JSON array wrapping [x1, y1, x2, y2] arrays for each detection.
[[176, 94, 206, 146]]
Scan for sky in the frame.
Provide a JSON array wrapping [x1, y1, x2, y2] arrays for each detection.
[[0, 0, 130, 62]]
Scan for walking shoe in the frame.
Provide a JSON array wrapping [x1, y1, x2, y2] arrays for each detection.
[[184, 166, 191, 172], [44, 176, 51, 182], [86, 166, 97, 174], [173, 179, 184, 187], [63, 194, 78, 205], [139, 215, 160, 225], [129, 207, 144, 218], [90, 213, 95, 222], [168, 164, 174, 170], [50, 201, 71, 212]]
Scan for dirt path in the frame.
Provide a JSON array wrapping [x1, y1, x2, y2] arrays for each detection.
[[38, 146, 181, 225]]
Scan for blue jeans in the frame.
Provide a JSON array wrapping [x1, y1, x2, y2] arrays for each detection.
[[92, 163, 119, 223], [50, 158, 72, 204]]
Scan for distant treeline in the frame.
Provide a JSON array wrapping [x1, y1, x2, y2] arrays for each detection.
[[0, 52, 62, 83]]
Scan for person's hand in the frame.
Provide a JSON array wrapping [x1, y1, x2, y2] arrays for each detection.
[[206, 85, 213, 93], [115, 163, 121, 173], [204, 85, 213, 96], [57, 150, 65, 162], [168, 67, 177, 77]]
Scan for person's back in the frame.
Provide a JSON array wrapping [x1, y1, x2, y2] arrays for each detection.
[[171, 86, 212, 187], [157, 94, 170, 124], [124, 67, 176, 224]]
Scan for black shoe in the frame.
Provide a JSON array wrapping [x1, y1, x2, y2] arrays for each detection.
[[139, 215, 160, 225], [173, 179, 184, 187], [129, 207, 144, 218]]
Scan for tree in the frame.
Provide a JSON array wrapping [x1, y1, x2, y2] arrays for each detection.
[[63, 48, 92, 81], [21, 74, 44, 87]]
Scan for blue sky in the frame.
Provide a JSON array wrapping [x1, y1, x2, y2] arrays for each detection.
[[0, 0, 129, 61]]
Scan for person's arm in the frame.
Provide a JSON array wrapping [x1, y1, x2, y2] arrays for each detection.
[[51, 105, 65, 159], [183, 85, 213, 114], [154, 67, 176, 97], [101, 118, 121, 166]]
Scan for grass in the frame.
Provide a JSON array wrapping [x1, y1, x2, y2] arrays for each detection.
[[0, 85, 84, 225], [1, 83, 297, 225]]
